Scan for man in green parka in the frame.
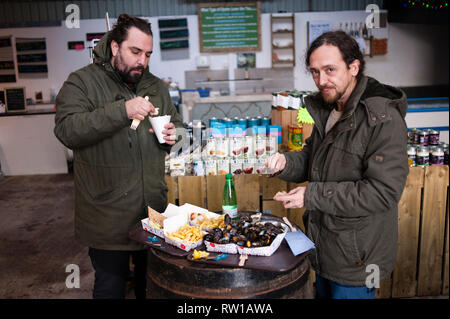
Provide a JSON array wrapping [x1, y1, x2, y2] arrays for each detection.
[[54, 14, 183, 299], [266, 31, 409, 299]]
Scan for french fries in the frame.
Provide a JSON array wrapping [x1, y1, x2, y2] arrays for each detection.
[[167, 223, 204, 243], [190, 213, 226, 229]]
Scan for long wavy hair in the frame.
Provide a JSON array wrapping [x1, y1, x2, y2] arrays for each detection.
[[306, 30, 366, 80]]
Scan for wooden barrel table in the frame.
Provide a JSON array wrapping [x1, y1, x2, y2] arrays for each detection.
[[146, 246, 312, 299], [129, 211, 313, 298]]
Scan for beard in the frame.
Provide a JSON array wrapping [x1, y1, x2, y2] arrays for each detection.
[[112, 52, 145, 84], [319, 85, 346, 105]]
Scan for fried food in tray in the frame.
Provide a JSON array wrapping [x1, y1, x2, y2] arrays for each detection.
[[189, 212, 226, 230], [166, 223, 204, 244]]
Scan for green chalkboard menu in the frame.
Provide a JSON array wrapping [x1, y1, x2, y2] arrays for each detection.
[[198, 2, 261, 53]]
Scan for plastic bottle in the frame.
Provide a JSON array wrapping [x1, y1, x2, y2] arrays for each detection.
[[222, 173, 238, 218]]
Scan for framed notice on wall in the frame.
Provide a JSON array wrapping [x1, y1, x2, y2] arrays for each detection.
[[5, 87, 26, 113], [198, 2, 261, 53], [15, 38, 48, 79], [0, 36, 17, 83]]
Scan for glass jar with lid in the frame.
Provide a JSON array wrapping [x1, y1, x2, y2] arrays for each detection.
[[289, 91, 301, 110], [407, 145, 417, 167], [443, 144, 449, 165], [276, 91, 289, 110], [407, 129, 416, 144], [419, 130, 429, 146], [428, 145, 436, 165], [431, 147, 445, 166], [413, 128, 421, 145], [416, 146, 429, 167], [428, 129, 440, 145]]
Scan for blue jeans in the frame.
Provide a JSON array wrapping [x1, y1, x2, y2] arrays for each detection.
[[315, 274, 376, 299]]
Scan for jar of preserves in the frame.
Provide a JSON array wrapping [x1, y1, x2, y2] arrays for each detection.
[[289, 92, 301, 110], [419, 130, 429, 146], [407, 145, 417, 167], [444, 145, 449, 165], [428, 130, 440, 145], [272, 92, 278, 109], [431, 147, 444, 166], [408, 129, 416, 144], [428, 145, 436, 165], [276, 91, 289, 110], [413, 129, 421, 145], [416, 146, 429, 167]]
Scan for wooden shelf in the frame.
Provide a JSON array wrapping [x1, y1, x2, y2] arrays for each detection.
[[272, 45, 294, 49], [272, 30, 294, 34], [272, 60, 294, 64], [271, 14, 295, 67]]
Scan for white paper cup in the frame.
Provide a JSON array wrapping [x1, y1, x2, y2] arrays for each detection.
[[149, 115, 171, 143]]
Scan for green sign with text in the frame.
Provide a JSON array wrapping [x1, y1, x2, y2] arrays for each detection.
[[198, 2, 261, 52]]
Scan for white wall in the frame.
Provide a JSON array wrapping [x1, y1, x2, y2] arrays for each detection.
[[292, 11, 449, 91], [0, 11, 448, 102]]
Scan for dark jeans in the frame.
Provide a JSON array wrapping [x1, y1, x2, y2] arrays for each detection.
[[88, 247, 147, 299], [315, 274, 376, 299]]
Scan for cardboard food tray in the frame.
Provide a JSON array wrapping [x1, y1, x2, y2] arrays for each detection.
[[187, 239, 311, 273], [128, 226, 205, 257], [203, 221, 288, 257], [163, 209, 205, 252], [204, 240, 238, 254], [141, 217, 164, 238], [143, 205, 173, 238]]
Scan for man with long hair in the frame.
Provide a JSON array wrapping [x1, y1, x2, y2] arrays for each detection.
[[266, 31, 409, 299]]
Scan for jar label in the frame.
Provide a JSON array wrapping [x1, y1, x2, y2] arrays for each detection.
[[416, 155, 429, 166], [408, 154, 416, 166], [431, 155, 444, 166]]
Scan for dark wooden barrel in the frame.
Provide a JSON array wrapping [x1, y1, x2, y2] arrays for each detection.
[[146, 248, 312, 299]]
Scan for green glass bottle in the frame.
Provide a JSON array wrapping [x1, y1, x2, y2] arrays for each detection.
[[222, 173, 238, 218]]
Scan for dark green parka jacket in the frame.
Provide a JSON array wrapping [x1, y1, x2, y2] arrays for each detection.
[[54, 31, 183, 250], [278, 76, 409, 285]]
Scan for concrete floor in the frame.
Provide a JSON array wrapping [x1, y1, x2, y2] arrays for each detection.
[[0, 174, 97, 298], [0, 173, 134, 299]]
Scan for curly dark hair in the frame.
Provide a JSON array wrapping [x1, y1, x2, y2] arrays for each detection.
[[306, 31, 365, 80], [110, 13, 152, 46]]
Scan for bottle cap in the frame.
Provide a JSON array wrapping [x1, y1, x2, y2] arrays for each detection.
[[226, 173, 233, 179]]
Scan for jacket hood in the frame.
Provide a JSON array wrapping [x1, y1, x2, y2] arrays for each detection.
[[93, 31, 113, 64], [360, 76, 408, 118]]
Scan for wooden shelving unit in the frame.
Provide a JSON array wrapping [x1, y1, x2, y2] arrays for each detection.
[[271, 14, 295, 68]]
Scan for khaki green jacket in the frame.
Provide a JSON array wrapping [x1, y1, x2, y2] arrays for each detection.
[[278, 76, 409, 285], [54, 31, 183, 250]]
